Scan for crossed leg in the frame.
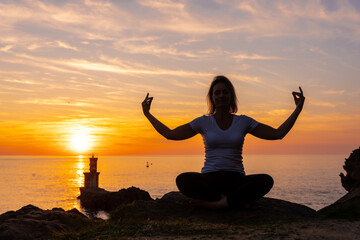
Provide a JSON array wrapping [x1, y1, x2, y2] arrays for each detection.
[[176, 171, 273, 209]]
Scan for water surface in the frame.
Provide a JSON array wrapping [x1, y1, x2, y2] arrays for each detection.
[[0, 154, 347, 214]]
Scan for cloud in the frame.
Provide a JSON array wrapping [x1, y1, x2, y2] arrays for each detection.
[[237, 1, 258, 14], [0, 51, 89, 76], [0, 85, 36, 93], [137, 0, 234, 34], [64, 59, 207, 76], [1, 0, 360, 47], [55, 41, 78, 51], [2, 78, 39, 85], [232, 1, 360, 40], [228, 74, 264, 84], [0, 45, 13, 52], [0, 0, 131, 43], [323, 89, 346, 95], [16, 97, 96, 107], [114, 40, 199, 58], [233, 53, 285, 61], [312, 101, 337, 108], [309, 47, 331, 57], [1, 49, 212, 80], [139, 0, 185, 12]]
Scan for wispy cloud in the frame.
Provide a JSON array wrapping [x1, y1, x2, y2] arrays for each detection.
[[309, 47, 331, 57], [323, 89, 346, 95], [0, 45, 13, 52], [16, 97, 96, 107], [63, 59, 213, 77], [2, 78, 39, 85], [228, 74, 264, 84], [138, 0, 234, 34], [312, 101, 337, 108], [55, 41, 78, 51], [233, 53, 285, 61]]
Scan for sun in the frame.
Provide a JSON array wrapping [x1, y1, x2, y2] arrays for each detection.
[[68, 126, 94, 154], [70, 134, 90, 153]]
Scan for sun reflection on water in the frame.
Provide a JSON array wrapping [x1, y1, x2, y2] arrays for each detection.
[[65, 155, 88, 211], [75, 156, 86, 188]]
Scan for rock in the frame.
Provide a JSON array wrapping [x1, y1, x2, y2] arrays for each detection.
[[318, 198, 360, 219], [340, 147, 360, 192], [318, 147, 360, 218], [0, 190, 320, 239], [78, 186, 153, 211], [110, 191, 316, 224], [0, 204, 92, 240]]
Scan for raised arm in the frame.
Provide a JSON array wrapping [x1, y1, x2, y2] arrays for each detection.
[[250, 87, 305, 140], [142, 93, 197, 140]]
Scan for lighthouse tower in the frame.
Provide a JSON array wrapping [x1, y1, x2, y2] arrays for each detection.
[[83, 154, 100, 189]]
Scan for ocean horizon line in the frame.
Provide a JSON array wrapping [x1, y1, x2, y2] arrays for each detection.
[[0, 153, 349, 157]]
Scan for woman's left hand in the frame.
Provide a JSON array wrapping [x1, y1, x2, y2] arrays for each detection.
[[292, 87, 305, 109], [142, 93, 153, 116]]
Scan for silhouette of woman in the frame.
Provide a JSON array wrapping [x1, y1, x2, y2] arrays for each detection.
[[142, 75, 305, 209]]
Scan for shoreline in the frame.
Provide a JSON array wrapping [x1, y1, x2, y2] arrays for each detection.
[[1, 192, 360, 240]]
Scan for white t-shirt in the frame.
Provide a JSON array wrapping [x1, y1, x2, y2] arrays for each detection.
[[189, 114, 259, 174]]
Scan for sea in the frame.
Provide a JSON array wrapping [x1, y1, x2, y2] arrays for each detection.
[[0, 154, 347, 216]]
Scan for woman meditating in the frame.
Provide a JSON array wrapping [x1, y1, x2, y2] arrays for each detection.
[[142, 75, 305, 209]]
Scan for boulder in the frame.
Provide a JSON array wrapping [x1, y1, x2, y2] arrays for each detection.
[[110, 191, 316, 224], [0, 205, 92, 240], [318, 147, 360, 218], [339, 147, 360, 199], [340, 147, 360, 192], [78, 186, 153, 211]]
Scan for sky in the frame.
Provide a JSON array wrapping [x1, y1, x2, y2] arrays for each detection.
[[0, 0, 359, 156]]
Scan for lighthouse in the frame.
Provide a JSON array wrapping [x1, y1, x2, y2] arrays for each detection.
[[83, 154, 100, 189]]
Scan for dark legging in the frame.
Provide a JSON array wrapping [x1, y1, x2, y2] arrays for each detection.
[[176, 170, 274, 208]]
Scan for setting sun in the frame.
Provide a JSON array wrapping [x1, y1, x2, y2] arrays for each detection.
[[70, 134, 90, 153], [68, 126, 94, 154]]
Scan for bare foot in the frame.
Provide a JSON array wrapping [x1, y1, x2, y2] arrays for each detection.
[[190, 194, 228, 210]]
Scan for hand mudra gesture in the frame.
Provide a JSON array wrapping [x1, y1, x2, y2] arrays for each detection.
[[142, 93, 153, 115], [292, 87, 305, 108]]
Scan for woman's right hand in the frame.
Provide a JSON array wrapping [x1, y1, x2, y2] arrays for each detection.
[[142, 93, 153, 115]]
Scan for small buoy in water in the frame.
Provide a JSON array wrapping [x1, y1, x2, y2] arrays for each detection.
[[146, 161, 149, 168]]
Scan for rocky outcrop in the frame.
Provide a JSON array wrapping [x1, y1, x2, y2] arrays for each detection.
[[0, 190, 331, 240], [78, 186, 153, 211], [318, 147, 360, 218], [0, 205, 93, 240], [78, 186, 316, 223], [110, 191, 316, 224], [339, 147, 360, 201]]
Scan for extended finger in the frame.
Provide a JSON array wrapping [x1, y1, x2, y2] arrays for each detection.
[[146, 97, 153, 104], [144, 93, 149, 100], [299, 86, 303, 95]]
